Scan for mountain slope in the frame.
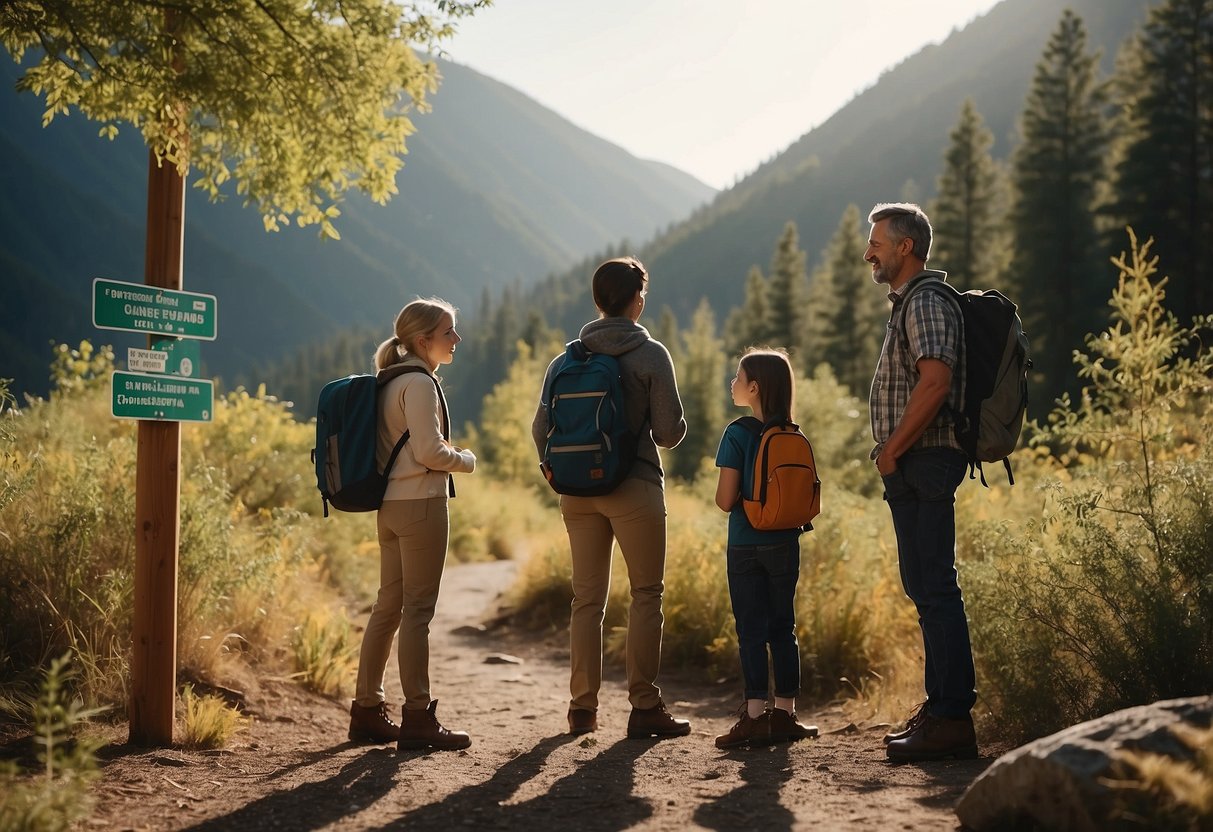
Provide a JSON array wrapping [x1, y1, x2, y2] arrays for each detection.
[[0, 57, 713, 399], [528, 0, 1156, 340]]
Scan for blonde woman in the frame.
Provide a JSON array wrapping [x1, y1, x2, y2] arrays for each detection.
[[348, 297, 477, 751]]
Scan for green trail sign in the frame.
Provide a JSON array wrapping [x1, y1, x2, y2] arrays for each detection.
[[111, 372, 214, 422], [127, 338, 201, 378], [94, 277, 217, 339]]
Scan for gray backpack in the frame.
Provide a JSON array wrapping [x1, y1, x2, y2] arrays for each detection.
[[904, 275, 1031, 485]]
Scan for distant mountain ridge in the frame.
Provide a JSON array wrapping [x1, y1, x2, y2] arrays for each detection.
[[0, 57, 713, 399], [526, 0, 1157, 340]]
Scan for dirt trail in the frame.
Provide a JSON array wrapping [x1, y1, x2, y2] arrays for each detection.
[[82, 560, 996, 831]]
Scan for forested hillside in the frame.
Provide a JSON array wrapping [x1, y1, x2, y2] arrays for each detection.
[[528, 0, 1153, 328], [0, 58, 713, 400], [447, 0, 1192, 423]]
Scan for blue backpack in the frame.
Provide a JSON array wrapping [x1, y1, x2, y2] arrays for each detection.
[[312, 365, 446, 516], [540, 340, 638, 496]]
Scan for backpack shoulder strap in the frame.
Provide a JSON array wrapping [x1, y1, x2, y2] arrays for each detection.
[[730, 415, 763, 435], [894, 276, 964, 361], [377, 364, 455, 497], [902, 275, 961, 317], [566, 339, 590, 362], [544, 340, 587, 402]]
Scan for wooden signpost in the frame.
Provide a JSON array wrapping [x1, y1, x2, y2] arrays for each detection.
[[90, 153, 218, 746]]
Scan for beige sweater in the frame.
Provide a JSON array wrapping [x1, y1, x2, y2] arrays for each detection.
[[376, 357, 475, 501]]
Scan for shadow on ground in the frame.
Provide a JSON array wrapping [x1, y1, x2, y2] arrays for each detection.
[[375, 734, 652, 831], [694, 743, 795, 832]]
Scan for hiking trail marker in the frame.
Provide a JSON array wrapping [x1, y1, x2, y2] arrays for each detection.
[[93, 277, 217, 339]]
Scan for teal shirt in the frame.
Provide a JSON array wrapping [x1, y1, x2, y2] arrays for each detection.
[[715, 420, 802, 547]]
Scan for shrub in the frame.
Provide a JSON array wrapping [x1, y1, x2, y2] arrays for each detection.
[[967, 232, 1213, 738], [0, 653, 107, 832]]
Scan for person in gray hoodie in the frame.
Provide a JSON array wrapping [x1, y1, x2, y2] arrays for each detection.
[[531, 256, 690, 740]]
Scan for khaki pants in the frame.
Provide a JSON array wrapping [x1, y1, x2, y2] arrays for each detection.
[[354, 497, 449, 711], [561, 477, 667, 710]]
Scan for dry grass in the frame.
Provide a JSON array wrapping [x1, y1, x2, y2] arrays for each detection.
[[180, 684, 249, 749]]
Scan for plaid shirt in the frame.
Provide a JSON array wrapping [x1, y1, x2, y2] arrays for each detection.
[[869, 270, 965, 459]]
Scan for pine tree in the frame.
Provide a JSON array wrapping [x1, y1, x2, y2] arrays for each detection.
[[519, 310, 561, 354], [724, 265, 770, 356], [802, 261, 838, 372], [931, 98, 1010, 289], [764, 222, 809, 356], [1106, 0, 1213, 326], [652, 305, 682, 365], [671, 299, 726, 480], [1007, 10, 1110, 406], [804, 205, 884, 395]]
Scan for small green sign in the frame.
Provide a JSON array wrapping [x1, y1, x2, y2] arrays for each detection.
[[111, 371, 214, 422], [127, 338, 201, 378], [94, 278, 217, 340]]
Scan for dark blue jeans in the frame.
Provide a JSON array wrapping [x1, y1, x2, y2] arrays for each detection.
[[882, 447, 976, 719], [727, 541, 801, 701]]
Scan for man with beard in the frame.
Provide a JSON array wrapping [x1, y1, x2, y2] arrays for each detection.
[[864, 202, 978, 762]]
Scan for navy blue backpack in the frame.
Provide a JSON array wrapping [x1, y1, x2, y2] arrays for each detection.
[[539, 340, 637, 496], [312, 365, 447, 516]]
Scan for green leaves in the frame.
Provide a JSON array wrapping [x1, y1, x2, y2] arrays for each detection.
[[1, 0, 491, 236]]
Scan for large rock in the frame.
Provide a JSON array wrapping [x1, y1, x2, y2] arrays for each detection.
[[956, 695, 1213, 831]]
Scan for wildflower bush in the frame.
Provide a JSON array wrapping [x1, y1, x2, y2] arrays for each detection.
[[0, 353, 338, 709]]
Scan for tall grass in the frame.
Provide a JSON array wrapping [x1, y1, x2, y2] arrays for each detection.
[[1, 347, 392, 712], [290, 609, 358, 697], [1110, 724, 1213, 829]]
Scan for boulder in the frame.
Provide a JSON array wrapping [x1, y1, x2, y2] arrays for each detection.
[[956, 695, 1213, 831]]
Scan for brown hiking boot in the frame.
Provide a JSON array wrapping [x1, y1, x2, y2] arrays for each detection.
[[627, 700, 691, 739], [886, 713, 978, 762], [883, 702, 928, 744], [715, 707, 771, 749], [568, 708, 597, 735], [769, 708, 818, 742], [397, 700, 471, 751], [348, 700, 400, 743]]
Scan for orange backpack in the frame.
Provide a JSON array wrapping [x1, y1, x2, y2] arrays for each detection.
[[735, 417, 821, 532]]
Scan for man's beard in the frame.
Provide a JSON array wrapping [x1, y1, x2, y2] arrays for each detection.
[[871, 252, 900, 285]]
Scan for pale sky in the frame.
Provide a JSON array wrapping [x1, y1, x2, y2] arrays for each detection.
[[445, 0, 1004, 189]]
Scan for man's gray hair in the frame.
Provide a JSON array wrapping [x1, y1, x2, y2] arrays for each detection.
[[868, 202, 932, 262]]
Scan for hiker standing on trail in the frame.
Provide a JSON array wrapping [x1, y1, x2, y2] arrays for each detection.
[[531, 256, 692, 740], [865, 203, 978, 762], [349, 297, 477, 752], [712, 348, 819, 749]]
